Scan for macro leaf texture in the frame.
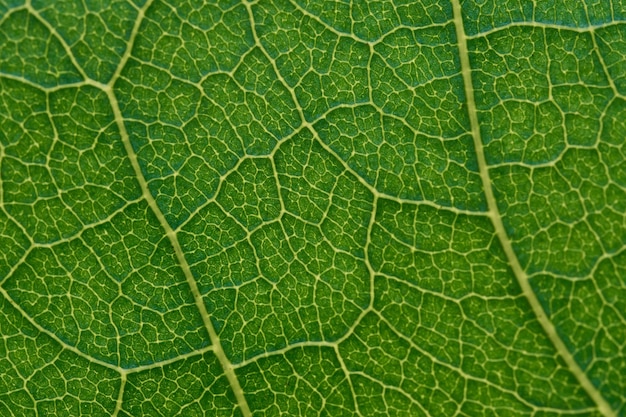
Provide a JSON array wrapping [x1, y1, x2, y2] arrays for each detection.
[[0, 0, 625, 416]]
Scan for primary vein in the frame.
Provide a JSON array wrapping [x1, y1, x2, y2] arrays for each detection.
[[104, 86, 252, 417], [449, 1, 616, 416], [101, 2, 252, 415]]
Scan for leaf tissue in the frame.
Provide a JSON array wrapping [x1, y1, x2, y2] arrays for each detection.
[[0, 0, 625, 416]]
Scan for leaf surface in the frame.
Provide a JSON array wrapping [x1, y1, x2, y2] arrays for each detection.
[[0, 0, 625, 416]]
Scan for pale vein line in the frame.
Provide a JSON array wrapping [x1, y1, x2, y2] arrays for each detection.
[[0, 71, 91, 92], [466, 20, 626, 39], [584, 10, 624, 99], [231, 339, 335, 368], [104, 86, 253, 417], [450, 1, 617, 416], [125, 345, 215, 374], [111, 372, 126, 417], [101, 2, 251, 415], [106, 0, 153, 88], [25, 1, 90, 82], [364, 195, 378, 312], [332, 344, 363, 416]]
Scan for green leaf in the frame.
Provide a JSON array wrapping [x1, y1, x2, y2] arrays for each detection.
[[1, 0, 625, 416]]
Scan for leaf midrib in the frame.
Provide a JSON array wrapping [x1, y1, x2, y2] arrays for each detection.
[[99, 1, 252, 415], [450, 1, 616, 415]]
